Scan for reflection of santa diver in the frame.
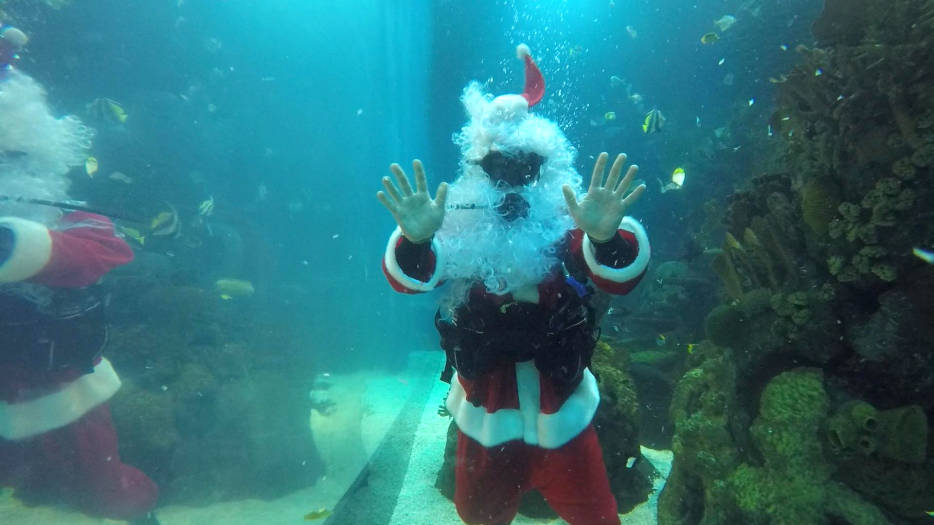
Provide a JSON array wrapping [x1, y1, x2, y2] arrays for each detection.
[[0, 25, 159, 522], [379, 45, 650, 524]]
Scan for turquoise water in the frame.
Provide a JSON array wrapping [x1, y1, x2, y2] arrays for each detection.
[[1, 0, 932, 523]]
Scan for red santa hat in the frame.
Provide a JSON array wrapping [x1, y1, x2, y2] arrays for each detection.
[[474, 44, 545, 127], [515, 43, 545, 107]]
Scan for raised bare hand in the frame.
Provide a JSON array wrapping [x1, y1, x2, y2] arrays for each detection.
[[562, 152, 646, 242], [377, 159, 448, 243]]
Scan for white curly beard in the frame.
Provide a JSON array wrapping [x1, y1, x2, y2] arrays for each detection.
[[436, 164, 578, 312]]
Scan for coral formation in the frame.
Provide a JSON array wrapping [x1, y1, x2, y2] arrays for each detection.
[[590, 341, 656, 512], [778, 0, 934, 288], [660, 364, 890, 524], [827, 400, 928, 464], [672, 2, 934, 519], [106, 283, 324, 504], [658, 343, 744, 524]]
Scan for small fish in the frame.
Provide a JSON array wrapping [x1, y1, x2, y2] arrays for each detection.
[[656, 334, 667, 346], [695, 116, 701, 127], [685, 343, 696, 354], [108, 171, 133, 184], [198, 196, 215, 216], [604, 111, 616, 121], [660, 167, 685, 194], [768, 74, 789, 84], [118, 225, 146, 246], [779, 44, 788, 51], [814, 68, 823, 77], [913, 247, 934, 264], [713, 15, 736, 32], [86, 97, 128, 124], [748, 98, 755, 106], [85, 156, 98, 177], [304, 508, 332, 521], [150, 204, 180, 237], [151, 212, 172, 230], [700, 32, 720, 45], [642, 108, 665, 134], [625, 25, 637, 39], [214, 278, 255, 298], [609, 75, 625, 88], [925, 510, 934, 517], [717, 57, 725, 66], [671, 167, 685, 188]]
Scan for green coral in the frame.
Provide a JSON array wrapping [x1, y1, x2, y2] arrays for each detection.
[[910, 142, 934, 167], [704, 304, 744, 348], [659, 345, 744, 524], [591, 341, 639, 424], [589, 341, 654, 512], [824, 177, 910, 283], [891, 157, 916, 180], [827, 401, 878, 455], [111, 379, 180, 452], [826, 401, 932, 516], [661, 359, 889, 525], [726, 369, 888, 525], [870, 262, 897, 282], [711, 248, 744, 302], [828, 401, 929, 463], [877, 405, 928, 464]]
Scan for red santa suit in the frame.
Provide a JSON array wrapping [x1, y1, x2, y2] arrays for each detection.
[[0, 212, 158, 520], [382, 43, 650, 525], [383, 216, 650, 524]]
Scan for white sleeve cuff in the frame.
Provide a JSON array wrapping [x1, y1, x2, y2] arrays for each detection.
[[383, 226, 443, 292], [582, 216, 651, 283], [0, 216, 52, 283]]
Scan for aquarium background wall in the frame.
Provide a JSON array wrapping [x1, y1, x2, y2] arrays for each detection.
[[19, 0, 436, 371]]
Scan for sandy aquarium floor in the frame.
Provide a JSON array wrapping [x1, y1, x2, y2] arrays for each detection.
[[0, 351, 672, 525]]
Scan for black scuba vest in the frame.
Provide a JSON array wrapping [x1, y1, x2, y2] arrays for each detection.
[[436, 273, 600, 389], [0, 284, 109, 374]]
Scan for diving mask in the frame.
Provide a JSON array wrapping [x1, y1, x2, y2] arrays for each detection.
[[476, 150, 544, 188]]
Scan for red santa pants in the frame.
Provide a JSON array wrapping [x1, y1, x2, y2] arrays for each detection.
[[454, 424, 620, 525], [0, 403, 158, 520]]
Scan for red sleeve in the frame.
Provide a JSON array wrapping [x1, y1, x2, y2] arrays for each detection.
[[30, 212, 134, 287]]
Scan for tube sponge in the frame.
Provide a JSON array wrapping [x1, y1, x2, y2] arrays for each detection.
[[878, 405, 928, 464]]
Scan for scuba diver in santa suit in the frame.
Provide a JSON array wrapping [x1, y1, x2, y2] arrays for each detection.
[[0, 23, 160, 523], [378, 44, 650, 525]]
